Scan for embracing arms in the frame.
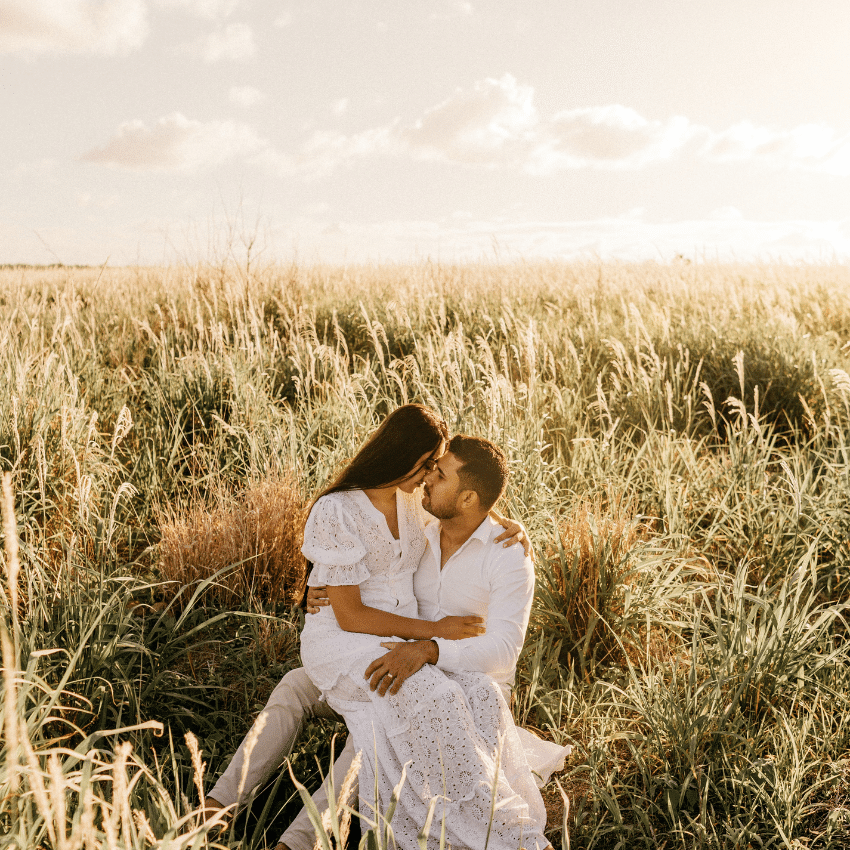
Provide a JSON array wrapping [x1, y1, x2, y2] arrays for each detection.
[[326, 584, 484, 641], [303, 495, 485, 642], [488, 510, 535, 559], [365, 543, 535, 695]]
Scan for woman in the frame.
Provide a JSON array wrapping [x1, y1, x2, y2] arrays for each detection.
[[299, 404, 551, 850]]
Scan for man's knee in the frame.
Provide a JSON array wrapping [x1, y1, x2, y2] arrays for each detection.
[[266, 667, 323, 715]]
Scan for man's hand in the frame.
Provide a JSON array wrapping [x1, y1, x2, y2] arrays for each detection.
[[364, 640, 439, 696], [305, 585, 330, 614]]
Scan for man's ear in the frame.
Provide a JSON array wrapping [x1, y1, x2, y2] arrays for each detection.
[[458, 489, 479, 511]]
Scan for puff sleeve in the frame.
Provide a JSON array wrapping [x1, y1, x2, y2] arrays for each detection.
[[302, 495, 370, 586]]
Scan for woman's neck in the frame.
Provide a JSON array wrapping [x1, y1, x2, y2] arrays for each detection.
[[362, 485, 398, 508], [362, 485, 400, 539]]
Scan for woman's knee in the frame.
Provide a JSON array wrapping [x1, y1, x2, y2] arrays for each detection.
[[389, 665, 461, 710], [450, 673, 504, 706]]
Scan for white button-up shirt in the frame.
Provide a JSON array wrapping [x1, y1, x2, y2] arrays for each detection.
[[413, 514, 535, 696]]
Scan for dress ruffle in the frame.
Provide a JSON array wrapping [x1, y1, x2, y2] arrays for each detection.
[[309, 560, 371, 587], [302, 496, 368, 569]]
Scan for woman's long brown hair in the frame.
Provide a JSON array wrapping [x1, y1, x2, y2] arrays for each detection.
[[316, 404, 449, 500], [299, 404, 447, 605]]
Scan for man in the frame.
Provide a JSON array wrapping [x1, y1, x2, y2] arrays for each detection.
[[206, 435, 569, 850]]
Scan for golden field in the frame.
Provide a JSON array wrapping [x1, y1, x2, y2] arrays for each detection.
[[2, 259, 850, 849]]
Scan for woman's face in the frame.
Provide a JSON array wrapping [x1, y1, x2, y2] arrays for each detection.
[[397, 439, 447, 493]]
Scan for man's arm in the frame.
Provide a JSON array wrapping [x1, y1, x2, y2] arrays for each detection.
[[432, 546, 533, 679], [365, 547, 534, 696]]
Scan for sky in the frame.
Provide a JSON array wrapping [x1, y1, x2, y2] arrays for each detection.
[[2, 0, 850, 266]]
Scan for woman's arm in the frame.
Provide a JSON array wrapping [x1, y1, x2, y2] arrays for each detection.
[[327, 585, 484, 640], [489, 508, 534, 559]]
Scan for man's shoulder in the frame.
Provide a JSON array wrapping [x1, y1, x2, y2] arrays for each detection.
[[479, 519, 533, 573]]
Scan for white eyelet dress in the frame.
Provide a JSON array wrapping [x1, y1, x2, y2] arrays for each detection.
[[299, 489, 550, 850]]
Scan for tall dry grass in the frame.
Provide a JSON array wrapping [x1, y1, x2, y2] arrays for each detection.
[[3, 259, 850, 848], [533, 499, 655, 677], [158, 476, 308, 609]]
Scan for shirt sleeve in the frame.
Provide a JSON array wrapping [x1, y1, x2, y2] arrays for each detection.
[[433, 546, 534, 680], [301, 495, 370, 586]]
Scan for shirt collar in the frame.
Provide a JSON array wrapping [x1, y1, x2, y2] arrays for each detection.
[[423, 517, 441, 549], [470, 515, 497, 544], [424, 513, 494, 551]]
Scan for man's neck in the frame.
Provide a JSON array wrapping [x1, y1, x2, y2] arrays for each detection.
[[438, 511, 488, 569]]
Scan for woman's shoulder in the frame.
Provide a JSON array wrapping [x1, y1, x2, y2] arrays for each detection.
[[305, 491, 363, 535], [313, 489, 357, 505], [310, 490, 362, 516], [302, 491, 368, 566]]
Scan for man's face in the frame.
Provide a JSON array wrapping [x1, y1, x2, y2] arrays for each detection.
[[421, 451, 465, 518]]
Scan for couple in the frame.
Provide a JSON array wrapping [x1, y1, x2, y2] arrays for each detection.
[[206, 405, 569, 849]]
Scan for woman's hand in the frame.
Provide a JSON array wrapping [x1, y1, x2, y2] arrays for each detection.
[[433, 614, 485, 640], [490, 510, 534, 560], [304, 585, 331, 614]]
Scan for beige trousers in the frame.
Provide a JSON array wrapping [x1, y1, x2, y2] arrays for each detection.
[[208, 666, 356, 850]]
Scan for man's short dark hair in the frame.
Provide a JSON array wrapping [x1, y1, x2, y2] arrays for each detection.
[[447, 435, 509, 511]]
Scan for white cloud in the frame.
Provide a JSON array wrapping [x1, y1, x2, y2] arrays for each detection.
[[229, 85, 264, 107], [708, 206, 744, 221], [331, 98, 349, 117], [0, 0, 148, 56], [273, 11, 292, 28], [531, 105, 699, 172], [290, 127, 392, 179], [701, 122, 850, 176], [80, 112, 267, 172], [400, 75, 538, 167], [283, 75, 850, 181], [292, 75, 703, 177], [6, 206, 850, 266], [198, 22, 254, 61], [395, 76, 702, 172], [156, 0, 239, 20], [292, 75, 705, 177], [276, 213, 850, 265]]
